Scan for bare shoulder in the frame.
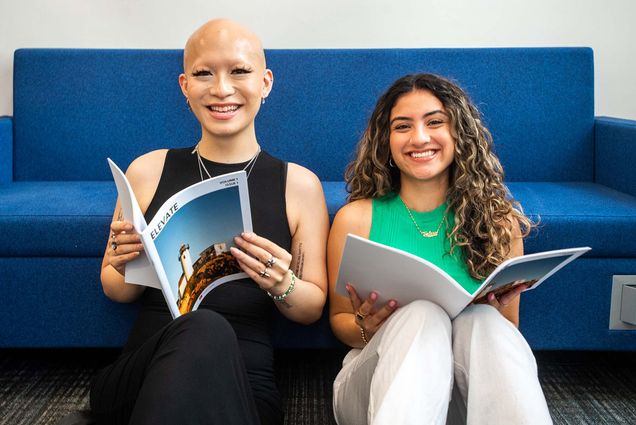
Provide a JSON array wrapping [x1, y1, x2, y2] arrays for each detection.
[[285, 162, 328, 236], [286, 162, 322, 195], [333, 199, 372, 239], [125, 149, 168, 212], [126, 149, 168, 182]]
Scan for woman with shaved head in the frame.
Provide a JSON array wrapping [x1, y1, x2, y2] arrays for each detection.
[[90, 19, 329, 425]]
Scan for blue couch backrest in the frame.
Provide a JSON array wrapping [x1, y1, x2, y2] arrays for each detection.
[[13, 48, 594, 182]]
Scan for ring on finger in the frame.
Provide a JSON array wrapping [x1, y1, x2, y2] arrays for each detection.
[[355, 310, 367, 322], [111, 242, 118, 252], [259, 267, 270, 278], [263, 256, 276, 268], [111, 232, 116, 240]]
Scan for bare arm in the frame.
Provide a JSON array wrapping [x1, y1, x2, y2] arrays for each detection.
[[231, 163, 329, 324], [327, 200, 397, 348], [100, 150, 167, 303], [484, 217, 525, 327]]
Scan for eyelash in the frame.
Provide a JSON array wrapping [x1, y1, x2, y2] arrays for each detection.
[[232, 67, 252, 74], [392, 119, 445, 131], [192, 67, 252, 77]]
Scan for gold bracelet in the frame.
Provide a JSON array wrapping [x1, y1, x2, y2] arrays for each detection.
[[267, 270, 296, 302], [360, 326, 368, 345]]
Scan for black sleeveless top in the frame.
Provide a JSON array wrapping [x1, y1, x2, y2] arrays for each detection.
[[124, 147, 290, 423]]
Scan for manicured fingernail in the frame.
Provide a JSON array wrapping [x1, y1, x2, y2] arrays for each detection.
[[242, 232, 254, 238], [389, 300, 397, 308], [345, 283, 351, 291], [370, 292, 378, 301]]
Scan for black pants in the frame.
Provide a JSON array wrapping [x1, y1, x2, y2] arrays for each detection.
[[90, 310, 262, 425]]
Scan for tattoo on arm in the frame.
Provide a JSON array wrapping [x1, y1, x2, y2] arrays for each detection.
[[278, 299, 293, 309], [294, 243, 305, 280], [116, 209, 123, 222]]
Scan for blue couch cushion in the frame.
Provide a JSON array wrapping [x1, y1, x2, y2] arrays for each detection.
[[322, 181, 636, 258], [2, 181, 634, 258], [0, 256, 138, 347], [0, 182, 114, 256], [509, 182, 636, 257], [13, 48, 594, 183]]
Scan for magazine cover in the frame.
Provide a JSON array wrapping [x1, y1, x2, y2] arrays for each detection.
[[108, 159, 252, 318]]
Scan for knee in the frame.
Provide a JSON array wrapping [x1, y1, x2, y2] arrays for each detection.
[[168, 309, 237, 355], [453, 304, 501, 333], [397, 299, 450, 325], [383, 300, 452, 343]]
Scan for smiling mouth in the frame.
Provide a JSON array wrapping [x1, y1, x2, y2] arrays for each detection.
[[207, 105, 241, 113], [410, 150, 437, 159]]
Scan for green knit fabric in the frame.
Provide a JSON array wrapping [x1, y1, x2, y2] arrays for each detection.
[[369, 192, 482, 294]]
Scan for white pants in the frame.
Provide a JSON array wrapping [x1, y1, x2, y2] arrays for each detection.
[[332, 301, 552, 425]]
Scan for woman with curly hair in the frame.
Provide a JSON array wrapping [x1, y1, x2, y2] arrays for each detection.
[[328, 73, 551, 424]]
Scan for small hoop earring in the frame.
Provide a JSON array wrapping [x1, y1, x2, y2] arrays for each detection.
[[389, 156, 395, 167]]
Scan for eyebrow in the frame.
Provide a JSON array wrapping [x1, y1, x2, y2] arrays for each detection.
[[390, 109, 449, 125]]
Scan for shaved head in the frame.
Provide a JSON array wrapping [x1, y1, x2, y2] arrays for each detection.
[[183, 19, 266, 72]]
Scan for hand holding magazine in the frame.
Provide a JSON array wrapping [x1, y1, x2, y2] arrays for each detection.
[[335, 234, 590, 319], [108, 158, 253, 318]]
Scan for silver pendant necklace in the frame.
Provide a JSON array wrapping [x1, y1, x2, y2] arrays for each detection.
[[192, 143, 261, 182]]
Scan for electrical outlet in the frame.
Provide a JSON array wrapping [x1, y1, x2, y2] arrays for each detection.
[[609, 275, 636, 330]]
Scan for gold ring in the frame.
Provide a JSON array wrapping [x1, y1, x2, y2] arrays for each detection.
[[355, 310, 366, 322]]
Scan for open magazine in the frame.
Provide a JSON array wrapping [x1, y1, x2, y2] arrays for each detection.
[[336, 233, 591, 319], [108, 159, 252, 318]]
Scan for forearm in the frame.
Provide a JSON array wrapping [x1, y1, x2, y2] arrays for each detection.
[[331, 312, 366, 348], [269, 273, 326, 324], [100, 264, 145, 303]]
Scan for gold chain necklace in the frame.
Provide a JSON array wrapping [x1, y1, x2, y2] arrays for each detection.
[[399, 197, 446, 238]]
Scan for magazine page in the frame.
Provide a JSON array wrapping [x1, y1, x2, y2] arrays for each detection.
[[472, 247, 591, 302], [140, 171, 252, 318], [107, 158, 161, 289], [335, 234, 473, 319]]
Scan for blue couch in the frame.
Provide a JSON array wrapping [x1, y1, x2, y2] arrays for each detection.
[[1, 48, 635, 350]]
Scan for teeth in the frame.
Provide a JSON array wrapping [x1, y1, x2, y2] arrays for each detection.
[[209, 105, 239, 112], [411, 150, 435, 158]]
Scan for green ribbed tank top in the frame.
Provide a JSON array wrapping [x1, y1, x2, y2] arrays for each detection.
[[369, 192, 482, 294]]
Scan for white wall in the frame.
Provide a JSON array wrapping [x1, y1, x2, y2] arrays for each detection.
[[1, 0, 635, 119]]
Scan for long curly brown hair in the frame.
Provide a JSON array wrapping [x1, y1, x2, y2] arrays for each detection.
[[346, 73, 533, 279]]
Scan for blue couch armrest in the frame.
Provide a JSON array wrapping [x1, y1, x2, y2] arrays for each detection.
[[595, 117, 636, 198], [0, 116, 12, 184]]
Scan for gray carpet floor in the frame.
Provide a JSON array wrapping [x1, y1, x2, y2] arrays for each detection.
[[1, 349, 635, 424]]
